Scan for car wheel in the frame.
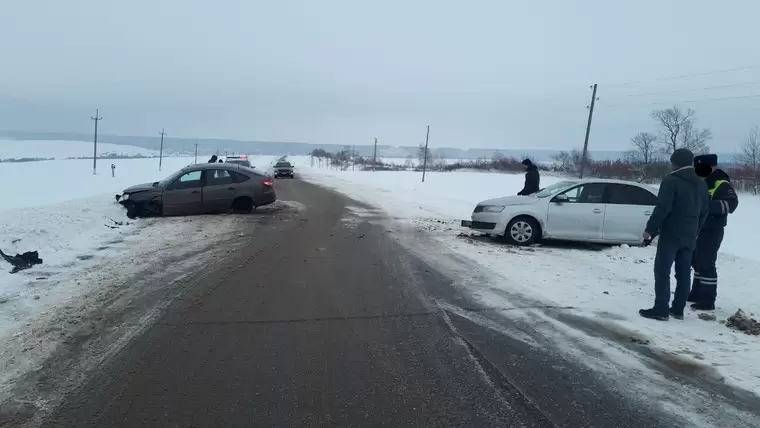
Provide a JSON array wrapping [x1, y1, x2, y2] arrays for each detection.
[[505, 216, 540, 246], [232, 197, 254, 214]]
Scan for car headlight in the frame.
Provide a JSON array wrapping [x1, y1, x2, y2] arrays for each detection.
[[480, 205, 505, 213]]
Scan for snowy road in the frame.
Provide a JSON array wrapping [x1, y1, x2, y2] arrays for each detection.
[[294, 158, 760, 401], [1, 178, 749, 427]]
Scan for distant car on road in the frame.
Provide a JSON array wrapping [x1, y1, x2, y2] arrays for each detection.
[[224, 155, 252, 168], [118, 163, 275, 219], [461, 179, 658, 246], [273, 161, 295, 178]]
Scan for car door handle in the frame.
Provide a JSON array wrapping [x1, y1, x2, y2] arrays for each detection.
[[592, 208, 603, 214], [192, 190, 200, 194], [227, 187, 236, 191]]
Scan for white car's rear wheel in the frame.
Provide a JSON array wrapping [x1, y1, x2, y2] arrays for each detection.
[[505, 216, 539, 246]]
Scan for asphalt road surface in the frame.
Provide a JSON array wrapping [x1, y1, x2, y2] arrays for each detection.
[[42, 179, 685, 427]]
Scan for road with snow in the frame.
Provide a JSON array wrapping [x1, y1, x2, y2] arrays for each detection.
[[2, 150, 760, 427], [1, 178, 689, 428]]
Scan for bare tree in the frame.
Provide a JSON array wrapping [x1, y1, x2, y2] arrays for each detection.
[[417, 144, 433, 168], [551, 149, 591, 175], [680, 120, 712, 154], [736, 126, 760, 193], [651, 105, 695, 154], [628, 132, 658, 165]]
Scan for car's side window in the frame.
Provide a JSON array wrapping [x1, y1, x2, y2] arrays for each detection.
[[230, 171, 250, 183], [169, 171, 202, 190], [205, 169, 235, 186], [608, 184, 657, 206], [558, 183, 606, 203]]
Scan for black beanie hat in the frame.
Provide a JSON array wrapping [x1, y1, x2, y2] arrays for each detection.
[[522, 158, 532, 166], [670, 148, 694, 169]]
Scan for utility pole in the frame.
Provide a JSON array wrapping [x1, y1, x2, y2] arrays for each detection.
[[90, 109, 102, 175], [194, 141, 198, 164], [579, 84, 598, 179], [421, 125, 430, 183], [159, 128, 167, 171], [373, 137, 378, 171]]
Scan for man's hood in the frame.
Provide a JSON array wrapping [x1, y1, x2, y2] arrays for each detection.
[[670, 166, 703, 186], [123, 182, 159, 193], [478, 195, 539, 207]]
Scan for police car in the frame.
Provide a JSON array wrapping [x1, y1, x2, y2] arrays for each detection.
[[224, 155, 253, 168]]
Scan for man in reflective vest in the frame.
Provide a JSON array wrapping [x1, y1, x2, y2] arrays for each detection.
[[689, 154, 739, 311]]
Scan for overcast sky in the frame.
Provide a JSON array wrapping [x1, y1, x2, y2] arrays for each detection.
[[2, 0, 760, 150]]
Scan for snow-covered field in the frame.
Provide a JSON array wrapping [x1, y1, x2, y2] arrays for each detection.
[[0, 139, 157, 159], [290, 155, 760, 398], [0, 149, 280, 403]]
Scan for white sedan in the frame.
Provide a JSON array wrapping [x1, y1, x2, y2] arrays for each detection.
[[461, 179, 659, 245]]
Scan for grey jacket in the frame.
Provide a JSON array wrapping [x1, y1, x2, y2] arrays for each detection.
[[645, 166, 709, 246]]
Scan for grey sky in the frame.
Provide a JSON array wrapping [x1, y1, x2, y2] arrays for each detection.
[[2, 0, 760, 150]]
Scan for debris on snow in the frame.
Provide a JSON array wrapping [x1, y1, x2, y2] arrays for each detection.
[[0, 249, 43, 273], [698, 313, 717, 322], [726, 310, 760, 336]]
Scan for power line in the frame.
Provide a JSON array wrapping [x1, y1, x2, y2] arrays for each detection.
[[603, 64, 760, 87], [615, 80, 760, 98], [600, 93, 760, 108]]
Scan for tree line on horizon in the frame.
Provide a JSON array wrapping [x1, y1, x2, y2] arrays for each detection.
[[309, 105, 760, 194]]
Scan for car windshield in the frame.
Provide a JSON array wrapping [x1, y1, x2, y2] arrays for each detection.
[[535, 181, 577, 198], [157, 170, 186, 188], [275, 162, 291, 167], [226, 159, 250, 166]]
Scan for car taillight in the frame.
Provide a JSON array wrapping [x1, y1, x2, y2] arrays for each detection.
[[262, 178, 274, 187]]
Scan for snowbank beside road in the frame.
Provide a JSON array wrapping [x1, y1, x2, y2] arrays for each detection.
[[295, 157, 760, 396]]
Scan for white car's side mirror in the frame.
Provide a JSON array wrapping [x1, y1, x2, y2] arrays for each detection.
[[553, 194, 569, 203]]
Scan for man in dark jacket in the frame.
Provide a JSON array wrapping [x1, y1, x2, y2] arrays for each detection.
[[640, 148, 709, 321], [518, 159, 540, 195], [688, 154, 739, 310], [208, 155, 218, 163]]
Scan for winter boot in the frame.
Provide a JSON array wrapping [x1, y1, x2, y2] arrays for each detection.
[[690, 302, 715, 311], [669, 309, 684, 320], [639, 308, 669, 321]]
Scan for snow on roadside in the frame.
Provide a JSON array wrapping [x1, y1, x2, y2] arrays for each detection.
[[0, 155, 281, 399], [294, 157, 760, 397], [0, 212, 251, 403]]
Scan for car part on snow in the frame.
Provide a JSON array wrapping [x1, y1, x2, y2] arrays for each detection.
[[0, 249, 43, 274]]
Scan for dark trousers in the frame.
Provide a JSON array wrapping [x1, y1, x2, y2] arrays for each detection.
[[654, 238, 694, 314], [689, 228, 725, 305]]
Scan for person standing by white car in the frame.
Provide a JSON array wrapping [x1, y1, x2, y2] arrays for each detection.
[[517, 159, 540, 196]]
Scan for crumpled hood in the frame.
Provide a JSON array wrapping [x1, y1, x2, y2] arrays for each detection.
[[477, 195, 539, 207], [123, 182, 158, 194]]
